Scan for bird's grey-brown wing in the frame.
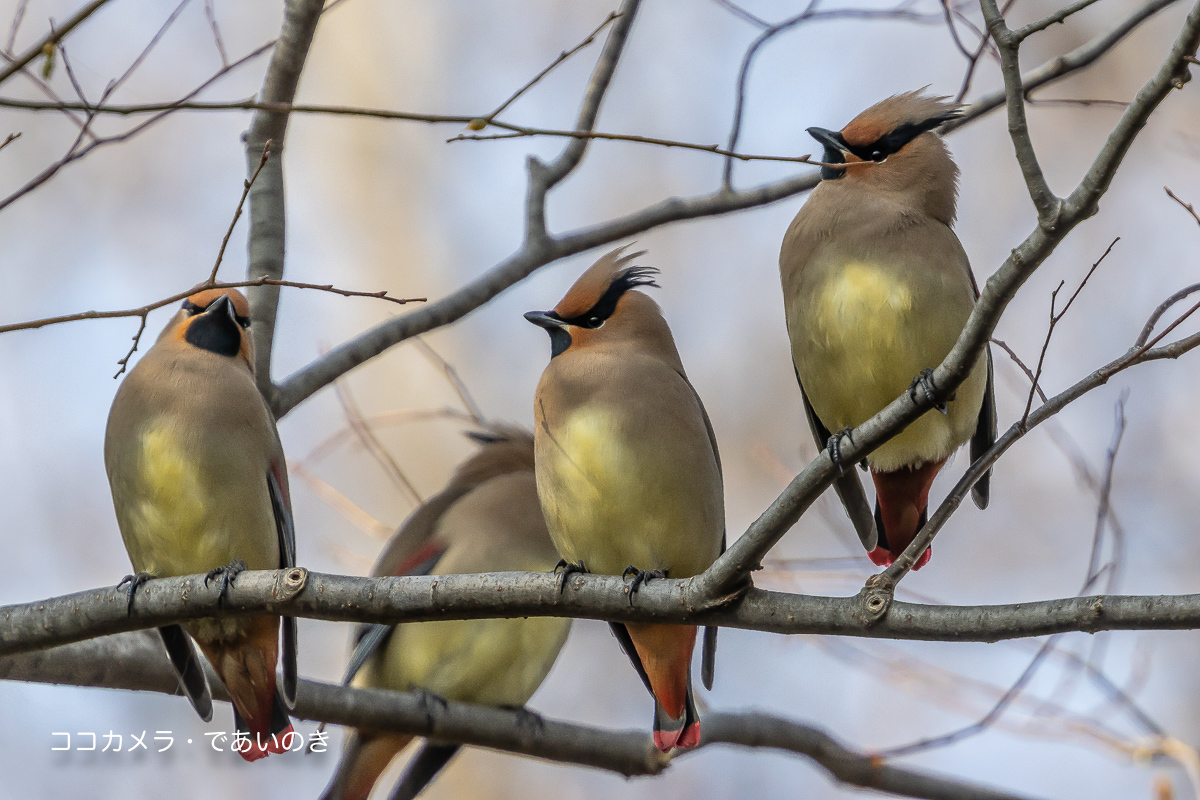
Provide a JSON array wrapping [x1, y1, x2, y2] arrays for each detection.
[[969, 342, 996, 509], [963, 262, 996, 510], [679, 372, 724, 692], [797, 374, 879, 552], [268, 468, 298, 708]]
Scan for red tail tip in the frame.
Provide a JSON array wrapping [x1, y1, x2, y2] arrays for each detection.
[[653, 721, 701, 752], [867, 547, 932, 570], [235, 725, 296, 762]]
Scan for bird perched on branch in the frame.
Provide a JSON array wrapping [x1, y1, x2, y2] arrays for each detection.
[[780, 91, 996, 570], [104, 287, 297, 761], [526, 248, 724, 752], [320, 424, 571, 800]]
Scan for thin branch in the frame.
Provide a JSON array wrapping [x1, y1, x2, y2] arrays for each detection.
[[991, 337, 1047, 402], [411, 338, 487, 425], [1166, 185, 1200, 226], [209, 140, 272, 284], [0, 130, 18, 152], [332, 377, 423, 506], [879, 638, 1060, 758], [1021, 237, 1118, 427], [0, 632, 1043, 799], [474, 10, 620, 126], [5, 0, 29, 54], [0, 0, 113, 87], [203, 0, 228, 67], [109, 0, 191, 98], [1015, 0, 1106, 40], [0, 41, 277, 215]]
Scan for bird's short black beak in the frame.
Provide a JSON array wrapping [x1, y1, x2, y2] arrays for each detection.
[[806, 127, 846, 153], [524, 310, 567, 330], [806, 127, 849, 180], [205, 294, 238, 323], [525, 310, 572, 358]]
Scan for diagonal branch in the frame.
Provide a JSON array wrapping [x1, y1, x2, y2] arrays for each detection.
[[0, 632, 1041, 799]]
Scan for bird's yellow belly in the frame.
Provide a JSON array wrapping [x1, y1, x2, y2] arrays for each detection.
[[119, 426, 275, 577], [536, 407, 716, 577], [794, 263, 983, 471], [368, 614, 570, 707]]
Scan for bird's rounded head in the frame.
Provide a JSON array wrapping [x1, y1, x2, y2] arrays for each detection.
[[161, 287, 255, 370], [524, 246, 665, 359], [808, 90, 962, 223]]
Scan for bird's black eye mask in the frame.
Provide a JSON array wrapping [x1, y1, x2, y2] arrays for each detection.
[[182, 299, 251, 329], [810, 109, 960, 180], [558, 266, 661, 329], [530, 266, 660, 358]]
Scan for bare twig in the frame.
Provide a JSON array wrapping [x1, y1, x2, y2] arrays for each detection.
[[1021, 237, 1119, 426], [471, 11, 620, 128], [1016, 0, 1106, 39], [4, 0, 29, 54], [109, 0, 191, 98], [0, 41, 277, 215], [289, 461, 393, 539], [332, 378, 423, 506], [0, 130, 18, 152], [991, 337, 1047, 401], [411, 338, 487, 424], [0, 0, 113, 87], [203, 0, 229, 67], [1166, 185, 1200, 226], [209, 140, 272, 284]]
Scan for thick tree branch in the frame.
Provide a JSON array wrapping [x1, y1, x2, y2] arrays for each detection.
[[244, 0, 325, 397], [11, 570, 1200, 656], [0, 633, 1040, 799]]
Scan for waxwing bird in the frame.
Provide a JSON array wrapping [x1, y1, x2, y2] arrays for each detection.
[[319, 424, 571, 800], [526, 248, 725, 752], [779, 91, 996, 570], [105, 287, 297, 761]]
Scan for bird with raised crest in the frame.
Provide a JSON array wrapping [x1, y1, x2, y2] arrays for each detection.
[[526, 247, 725, 751], [780, 91, 996, 570]]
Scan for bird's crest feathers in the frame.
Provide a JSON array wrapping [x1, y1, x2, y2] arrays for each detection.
[[840, 90, 961, 151], [552, 246, 657, 323]]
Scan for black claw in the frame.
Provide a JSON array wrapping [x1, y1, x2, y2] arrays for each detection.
[[415, 688, 448, 732], [909, 368, 948, 415], [117, 572, 154, 616], [506, 705, 546, 737], [552, 559, 587, 594], [204, 559, 247, 608], [622, 566, 667, 607], [826, 428, 854, 476]]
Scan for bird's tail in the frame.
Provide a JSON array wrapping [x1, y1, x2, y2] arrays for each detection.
[[319, 731, 412, 800], [623, 622, 701, 751], [157, 625, 213, 722], [196, 616, 293, 762], [387, 742, 461, 800], [869, 458, 945, 570]]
